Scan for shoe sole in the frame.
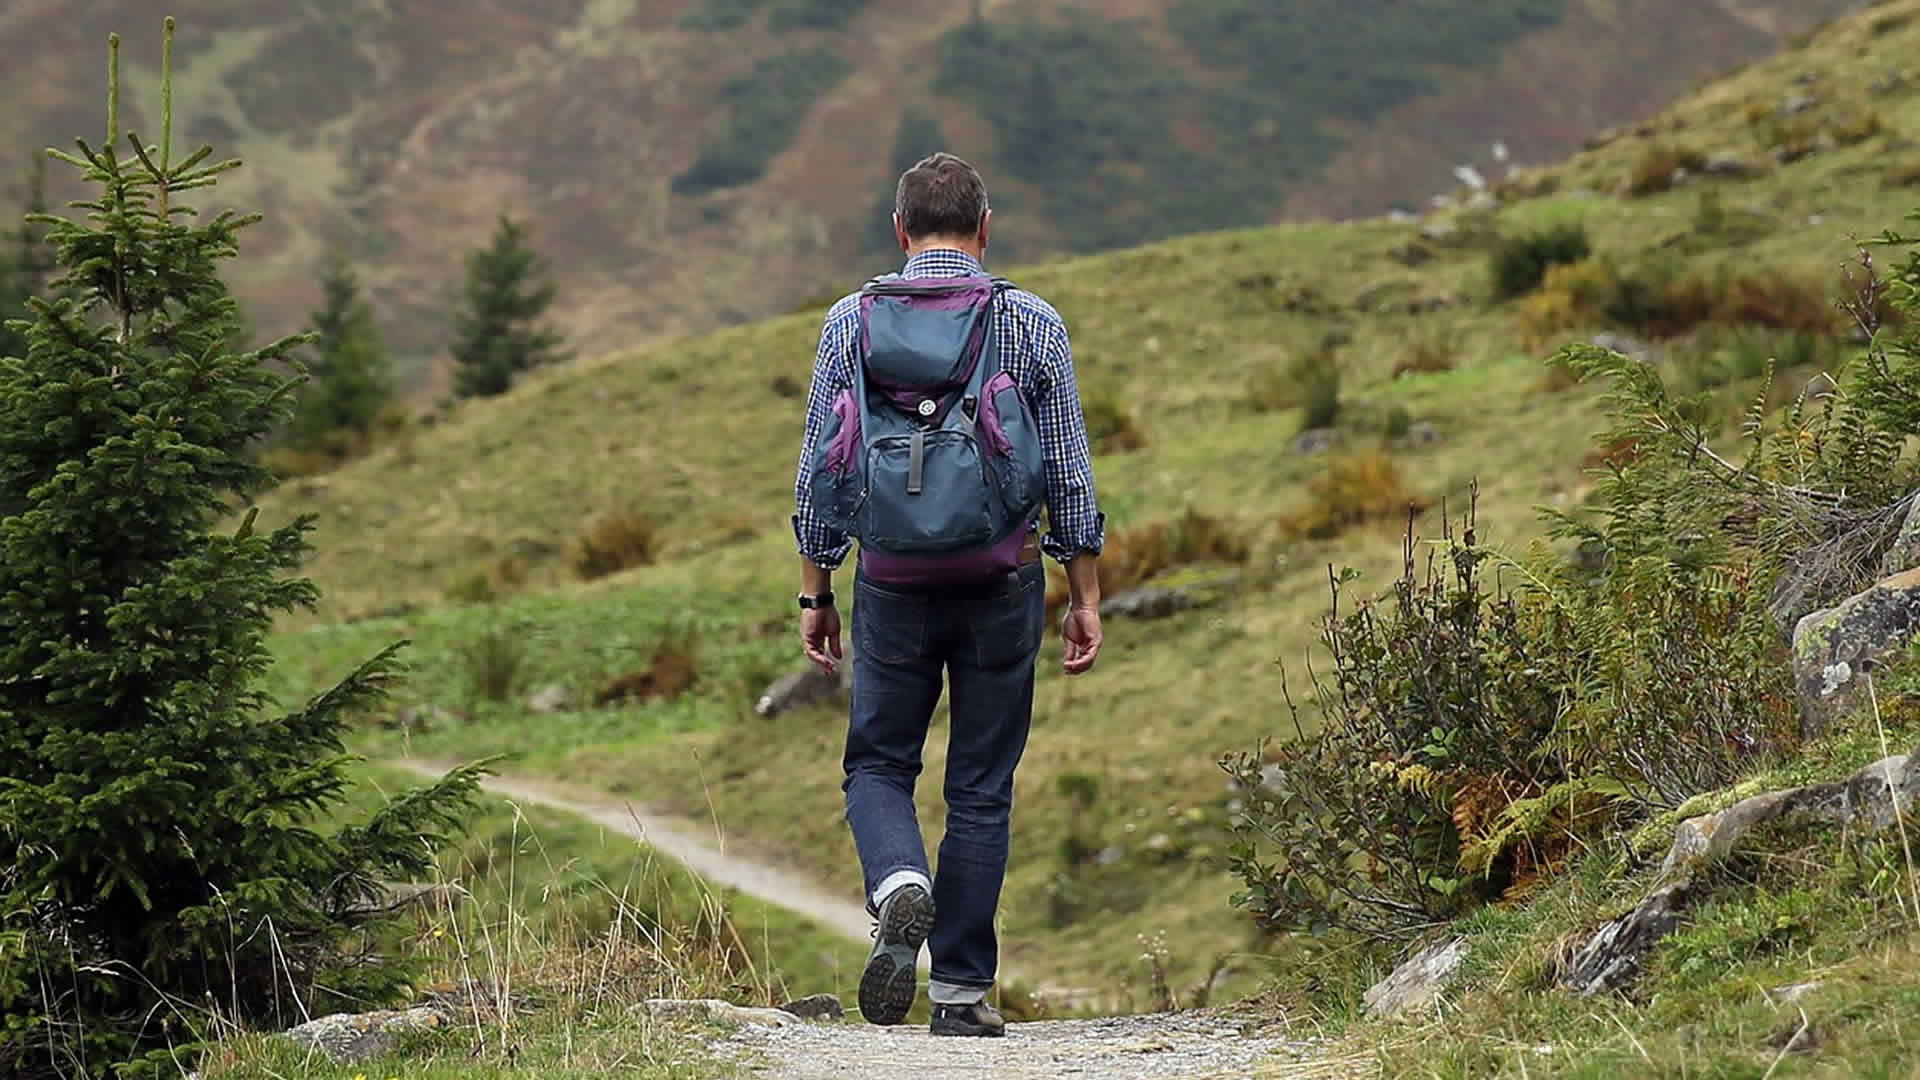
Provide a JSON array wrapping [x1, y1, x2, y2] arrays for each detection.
[[858, 886, 934, 1026]]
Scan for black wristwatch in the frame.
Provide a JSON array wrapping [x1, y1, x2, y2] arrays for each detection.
[[798, 590, 835, 610]]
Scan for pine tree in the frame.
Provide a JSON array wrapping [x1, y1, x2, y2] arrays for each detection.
[[287, 254, 393, 453], [449, 213, 567, 399], [0, 23, 487, 1078]]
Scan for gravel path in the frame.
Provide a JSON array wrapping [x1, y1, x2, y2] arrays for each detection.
[[713, 1011, 1357, 1079], [388, 758, 891, 952]]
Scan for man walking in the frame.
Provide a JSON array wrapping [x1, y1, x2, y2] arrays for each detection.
[[790, 152, 1105, 1037]]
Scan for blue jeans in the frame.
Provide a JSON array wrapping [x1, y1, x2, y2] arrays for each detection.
[[843, 559, 1046, 997]]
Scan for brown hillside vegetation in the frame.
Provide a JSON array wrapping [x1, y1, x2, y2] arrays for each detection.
[[0, 0, 1853, 395]]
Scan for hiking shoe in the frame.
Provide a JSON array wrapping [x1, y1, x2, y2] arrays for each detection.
[[857, 884, 934, 1025], [930, 1000, 1005, 1037]]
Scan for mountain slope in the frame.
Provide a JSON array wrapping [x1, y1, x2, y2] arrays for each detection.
[[0, 0, 1856, 393]]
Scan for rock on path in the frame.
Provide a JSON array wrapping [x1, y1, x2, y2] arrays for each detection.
[[713, 1010, 1340, 1079]]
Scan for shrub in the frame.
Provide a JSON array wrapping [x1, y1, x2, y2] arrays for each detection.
[[1712, 269, 1840, 336], [464, 625, 527, 704], [596, 625, 700, 707], [1044, 506, 1249, 620], [1623, 143, 1707, 197], [1882, 161, 1920, 189], [1489, 223, 1592, 300], [0, 26, 486, 1076], [1224, 504, 1574, 939], [1298, 352, 1343, 432], [1391, 324, 1458, 379], [574, 511, 659, 580], [1383, 405, 1413, 441], [1081, 393, 1148, 453], [1282, 453, 1427, 540], [1832, 109, 1883, 147]]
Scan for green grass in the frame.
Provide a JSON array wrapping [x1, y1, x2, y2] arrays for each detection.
[[252, 0, 1920, 1020], [198, 760, 872, 1077]]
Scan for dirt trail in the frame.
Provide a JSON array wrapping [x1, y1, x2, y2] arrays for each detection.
[[388, 758, 895, 959], [387, 760, 1348, 1078]]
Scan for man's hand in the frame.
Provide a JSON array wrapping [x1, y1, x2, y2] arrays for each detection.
[[802, 605, 843, 675], [1061, 604, 1102, 675]]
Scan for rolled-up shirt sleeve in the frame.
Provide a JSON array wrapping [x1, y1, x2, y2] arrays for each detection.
[[791, 299, 857, 570], [1028, 312, 1106, 564]]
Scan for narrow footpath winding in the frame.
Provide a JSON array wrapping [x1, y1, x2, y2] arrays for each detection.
[[386, 759, 1352, 1078], [388, 757, 885, 951]]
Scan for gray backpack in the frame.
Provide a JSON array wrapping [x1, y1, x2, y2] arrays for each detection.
[[807, 273, 1047, 585]]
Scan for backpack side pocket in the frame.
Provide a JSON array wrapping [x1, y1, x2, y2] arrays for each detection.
[[979, 371, 1046, 523], [808, 387, 863, 533]]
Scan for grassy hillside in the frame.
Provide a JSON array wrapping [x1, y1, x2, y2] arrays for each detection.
[[254, 0, 1920, 1014], [0, 0, 1850, 389]]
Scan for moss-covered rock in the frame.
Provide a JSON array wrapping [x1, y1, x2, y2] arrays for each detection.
[[1791, 567, 1920, 737]]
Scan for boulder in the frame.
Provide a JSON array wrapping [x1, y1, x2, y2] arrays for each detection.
[[1879, 496, 1920, 578], [778, 993, 844, 1021], [1391, 421, 1442, 450], [1561, 743, 1920, 996], [284, 1005, 450, 1064], [1782, 93, 1819, 116], [527, 683, 571, 714], [754, 662, 849, 718], [1791, 568, 1920, 737], [1590, 331, 1662, 366], [1292, 428, 1340, 456], [1364, 937, 1469, 1018], [641, 998, 801, 1029], [1702, 154, 1757, 178]]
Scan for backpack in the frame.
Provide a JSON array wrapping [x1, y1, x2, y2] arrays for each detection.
[[806, 273, 1048, 585]]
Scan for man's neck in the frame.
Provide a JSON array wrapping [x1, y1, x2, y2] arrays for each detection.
[[904, 237, 984, 262]]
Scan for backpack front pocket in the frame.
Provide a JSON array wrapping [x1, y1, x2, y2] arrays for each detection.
[[860, 430, 996, 553]]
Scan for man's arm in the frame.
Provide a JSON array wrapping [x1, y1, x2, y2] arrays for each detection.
[[793, 302, 856, 674], [1028, 305, 1105, 674], [791, 302, 856, 578]]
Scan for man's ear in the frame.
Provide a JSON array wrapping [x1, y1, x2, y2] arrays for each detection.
[[978, 208, 992, 253], [894, 212, 910, 254]]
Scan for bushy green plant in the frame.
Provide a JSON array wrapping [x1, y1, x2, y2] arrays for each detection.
[[1489, 222, 1592, 300], [0, 25, 486, 1078], [1225, 502, 1574, 939], [1223, 235, 1916, 938]]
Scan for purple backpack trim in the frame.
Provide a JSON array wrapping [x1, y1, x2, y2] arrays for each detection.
[[825, 389, 861, 475], [977, 371, 1017, 456], [860, 520, 1033, 586]]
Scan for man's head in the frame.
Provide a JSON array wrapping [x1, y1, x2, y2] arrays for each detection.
[[892, 152, 991, 258]]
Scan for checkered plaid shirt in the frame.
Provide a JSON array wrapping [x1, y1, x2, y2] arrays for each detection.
[[791, 248, 1105, 570]]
